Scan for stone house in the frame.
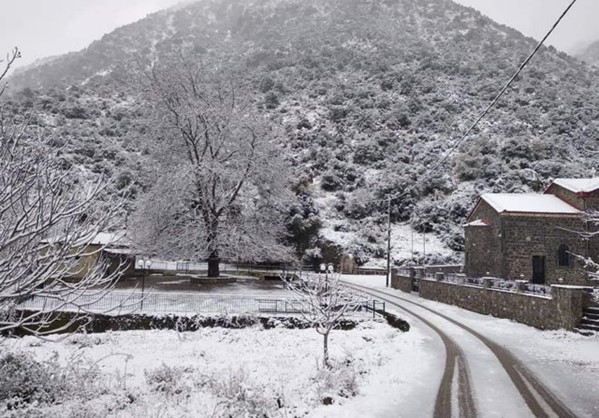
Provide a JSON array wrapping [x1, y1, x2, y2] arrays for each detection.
[[464, 178, 599, 285]]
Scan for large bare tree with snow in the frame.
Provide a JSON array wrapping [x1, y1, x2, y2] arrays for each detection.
[[0, 48, 126, 336], [132, 53, 290, 277]]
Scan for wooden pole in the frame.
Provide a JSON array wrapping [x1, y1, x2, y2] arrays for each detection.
[[386, 197, 391, 287]]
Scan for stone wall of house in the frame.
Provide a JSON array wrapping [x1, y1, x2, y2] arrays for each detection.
[[390, 276, 590, 330], [546, 184, 585, 210], [464, 199, 503, 277], [502, 215, 588, 284], [545, 186, 599, 262], [546, 185, 599, 212]]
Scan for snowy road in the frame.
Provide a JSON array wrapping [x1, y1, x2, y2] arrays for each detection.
[[343, 279, 582, 418]]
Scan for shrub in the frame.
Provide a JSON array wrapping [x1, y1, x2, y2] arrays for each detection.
[[208, 368, 275, 416], [115, 170, 134, 190], [264, 92, 279, 109], [321, 172, 343, 191], [353, 142, 384, 165], [0, 352, 65, 408], [62, 105, 89, 119], [313, 356, 360, 404], [259, 77, 275, 93], [144, 363, 191, 396]]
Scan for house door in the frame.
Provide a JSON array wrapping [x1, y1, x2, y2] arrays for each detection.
[[532, 256, 546, 284]]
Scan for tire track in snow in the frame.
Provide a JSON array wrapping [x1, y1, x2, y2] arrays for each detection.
[[346, 283, 476, 417], [347, 283, 577, 418]]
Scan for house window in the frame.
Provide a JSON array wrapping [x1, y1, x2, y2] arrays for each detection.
[[557, 244, 570, 267]]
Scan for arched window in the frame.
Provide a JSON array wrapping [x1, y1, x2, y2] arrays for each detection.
[[557, 244, 570, 267]]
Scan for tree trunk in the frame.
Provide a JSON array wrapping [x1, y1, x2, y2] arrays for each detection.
[[207, 250, 220, 278], [206, 216, 220, 278], [323, 332, 329, 368]]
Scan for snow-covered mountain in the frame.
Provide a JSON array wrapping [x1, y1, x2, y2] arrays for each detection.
[[5, 0, 599, 265]]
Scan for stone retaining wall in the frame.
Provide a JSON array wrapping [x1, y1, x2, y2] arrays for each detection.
[[392, 274, 590, 330], [391, 274, 413, 293]]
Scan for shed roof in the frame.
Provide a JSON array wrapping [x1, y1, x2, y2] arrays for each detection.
[[44, 230, 131, 247], [89, 231, 130, 246], [481, 193, 581, 215], [551, 178, 599, 194]]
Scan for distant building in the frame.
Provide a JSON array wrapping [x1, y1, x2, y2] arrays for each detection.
[[48, 231, 136, 281], [464, 178, 599, 285]]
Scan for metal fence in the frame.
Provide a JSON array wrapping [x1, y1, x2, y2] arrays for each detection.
[[18, 291, 383, 318], [137, 260, 312, 275], [425, 273, 552, 297]]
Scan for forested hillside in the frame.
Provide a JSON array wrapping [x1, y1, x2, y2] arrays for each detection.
[[5, 0, 599, 266]]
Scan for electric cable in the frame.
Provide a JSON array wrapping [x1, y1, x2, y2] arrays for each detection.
[[365, 0, 579, 207]]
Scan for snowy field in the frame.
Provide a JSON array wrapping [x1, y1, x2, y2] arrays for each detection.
[[0, 317, 440, 417]]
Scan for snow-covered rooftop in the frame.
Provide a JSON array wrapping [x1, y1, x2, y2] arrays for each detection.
[[89, 231, 130, 246], [551, 178, 599, 193], [481, 193, 581, 215], [45, 230, 131, 247]]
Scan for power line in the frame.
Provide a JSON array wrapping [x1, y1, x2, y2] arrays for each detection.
[[372, 0, 578, 208]]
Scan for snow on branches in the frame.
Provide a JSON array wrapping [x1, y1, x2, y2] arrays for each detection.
[[0, 48, 127, 336], [286, 272, 368, 367], [132, 52, 291, 277]]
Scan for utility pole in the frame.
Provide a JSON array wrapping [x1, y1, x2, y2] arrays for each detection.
[[386, 197, 391, 287], [410, 220, 414, 262], [422, 229, 426, 264]]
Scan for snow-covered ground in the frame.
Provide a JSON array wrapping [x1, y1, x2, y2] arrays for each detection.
[[5, 274, 596, 417], [320, 221, 457, 268], [342, 274, 599, 417], [0, 317, 440, 417], [313, 189, 458, 268]]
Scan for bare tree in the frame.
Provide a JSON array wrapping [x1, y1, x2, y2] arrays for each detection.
[[133, 53, 290, 277], [574, 211, 599, 282], [0, 48, 126, 337], [286, 272, 367, 367]]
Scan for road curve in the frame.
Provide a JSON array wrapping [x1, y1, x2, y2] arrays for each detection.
[[379, 294, 477, 418], [345, 282, 578, 418]]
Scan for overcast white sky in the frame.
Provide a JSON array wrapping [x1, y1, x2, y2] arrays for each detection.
[[453, 0, 598, 53], [0, 0, 597, 70]]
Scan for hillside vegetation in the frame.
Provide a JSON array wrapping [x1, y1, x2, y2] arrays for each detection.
[[5, 0, 599, 265]]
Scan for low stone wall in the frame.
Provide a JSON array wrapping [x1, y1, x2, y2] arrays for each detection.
[[355, 268, 386, 276], [392, 274, 591, 330], [391, 273, 413, 293], [398, 265, 462, 279], [424, 265, 463, 274]]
